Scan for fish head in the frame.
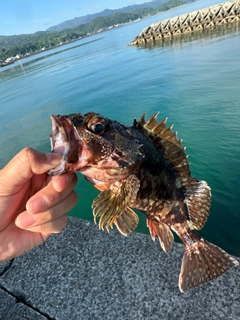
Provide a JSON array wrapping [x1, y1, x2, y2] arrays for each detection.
[[49, 112, 144, 182]]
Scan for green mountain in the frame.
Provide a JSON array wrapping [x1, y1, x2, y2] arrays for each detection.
[[0, 0, 194, 62], [46, 0, 169, 32]]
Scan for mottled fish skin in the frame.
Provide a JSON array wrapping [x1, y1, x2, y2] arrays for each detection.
[[49, 112, 238, 292]]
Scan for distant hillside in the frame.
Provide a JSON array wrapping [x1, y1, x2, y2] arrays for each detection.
[[46, 0, 169, 32], [0, 0, 195, 61]]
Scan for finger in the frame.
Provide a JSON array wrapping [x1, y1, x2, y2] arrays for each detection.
[[16, 190, 78, 229], [0, 148, 62, 194], [38, 215, 69, 235], [26, 173, 78, 214], [51, 172, 78, 193], [17, 212, 68, 234]]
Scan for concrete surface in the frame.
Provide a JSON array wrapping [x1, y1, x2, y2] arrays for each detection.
[[0, 217, 239, 320]]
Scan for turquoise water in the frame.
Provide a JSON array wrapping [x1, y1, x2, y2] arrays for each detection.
[[0, 0, 240, 255]]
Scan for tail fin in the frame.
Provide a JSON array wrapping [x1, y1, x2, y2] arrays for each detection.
[[179, 238, 239, 292]]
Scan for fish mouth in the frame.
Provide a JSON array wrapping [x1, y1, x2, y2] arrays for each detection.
[[48, 115, 79, 175]]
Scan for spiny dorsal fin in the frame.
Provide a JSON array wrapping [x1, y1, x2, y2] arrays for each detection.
[[134, 113, 191, 182], [135, 113, 211, 229]]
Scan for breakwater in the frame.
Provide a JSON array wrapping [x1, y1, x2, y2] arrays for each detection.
[[129, 0, 240, 45]]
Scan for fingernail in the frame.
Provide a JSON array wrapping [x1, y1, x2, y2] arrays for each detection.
[[16, 214, 36, 228], [28, 198, 47, 214], [46, 153, 62, 166]]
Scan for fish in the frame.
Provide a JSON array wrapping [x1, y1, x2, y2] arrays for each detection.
[[48, 112, 238, 292]]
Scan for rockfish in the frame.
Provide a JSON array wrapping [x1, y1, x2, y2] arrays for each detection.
[[49, 112, 238, 291]]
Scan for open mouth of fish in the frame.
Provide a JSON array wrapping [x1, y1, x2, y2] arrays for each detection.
[[48, 115, 79, 175]]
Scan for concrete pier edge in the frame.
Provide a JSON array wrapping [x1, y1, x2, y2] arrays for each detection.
[[0, 217, 239, 320]]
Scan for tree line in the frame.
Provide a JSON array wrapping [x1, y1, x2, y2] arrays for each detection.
[[0, 0, 189, 61]]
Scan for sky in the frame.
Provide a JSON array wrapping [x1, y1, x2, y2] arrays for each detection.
[[0, 0, 149, 36]]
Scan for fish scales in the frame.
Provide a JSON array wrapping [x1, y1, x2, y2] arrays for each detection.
[[49, 112, 238, 292]]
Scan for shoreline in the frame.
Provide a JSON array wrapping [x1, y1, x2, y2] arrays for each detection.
[[0, 19, 140, 69], [0, 1, 203, 68]]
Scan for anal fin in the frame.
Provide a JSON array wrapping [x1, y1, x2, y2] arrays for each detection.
[[147, 218, 174, 253], [179, 238, 239, 292]]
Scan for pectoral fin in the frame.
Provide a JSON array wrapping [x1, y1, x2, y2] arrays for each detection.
[[115, 207, 139, 236], [92, 174, 140, 233]]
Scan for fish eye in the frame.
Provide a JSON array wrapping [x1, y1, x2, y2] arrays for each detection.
[[87, 116, 110, 134], [92, 123, 105, 134]]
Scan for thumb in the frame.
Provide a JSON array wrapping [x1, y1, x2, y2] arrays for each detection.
[[0, 148, 62, 193]]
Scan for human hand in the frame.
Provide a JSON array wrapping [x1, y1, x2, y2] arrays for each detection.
[[0, 148, 78, 263]]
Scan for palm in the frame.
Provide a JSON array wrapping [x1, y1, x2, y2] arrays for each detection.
[[0, 148, 78, 263], [0, 174, 51, 260]]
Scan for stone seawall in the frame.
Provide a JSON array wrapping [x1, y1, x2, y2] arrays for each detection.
[[129, 0, 240, 45]]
